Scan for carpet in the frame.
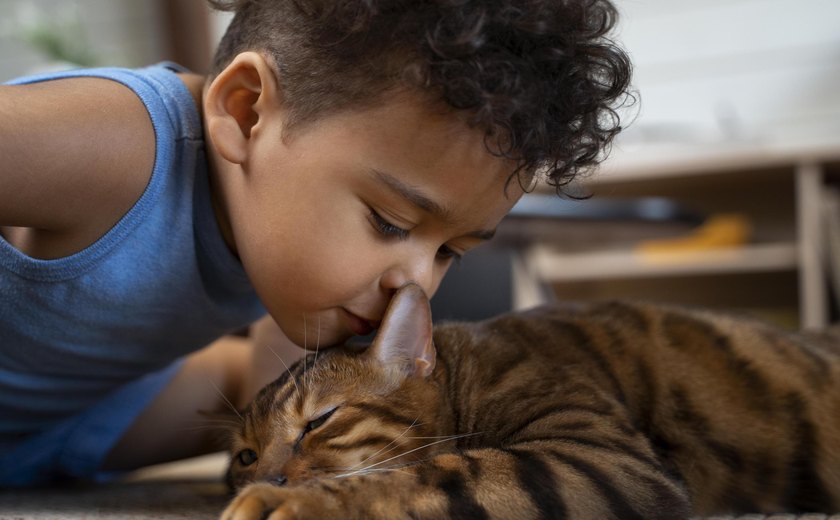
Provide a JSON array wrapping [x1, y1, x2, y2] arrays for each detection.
[[0, 453, 230, 519], [0, 453, 838, 519]]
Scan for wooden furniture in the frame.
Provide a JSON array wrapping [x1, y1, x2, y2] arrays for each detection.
[[511, 142, 840, 330]]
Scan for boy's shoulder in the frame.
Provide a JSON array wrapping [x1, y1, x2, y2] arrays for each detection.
[[0, 67, 186, 259]]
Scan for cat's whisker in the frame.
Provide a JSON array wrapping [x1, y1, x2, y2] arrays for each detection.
[[331, 467, 414, 480], [178, 424, 237, 433], [348, 416, 423, 470], [336, 457, 419, 476], [363, 423, 435, 463], [302, 313, 308, 392], [307, 315, 322, 390], [193, 418, 243, 426], [332, 465, 415, 480], [206, 377, 242, 421], [403, 434, 473, 440], [353, 440, 410, 469], [177, 416, 248, 434], [309, 465, 349, 472], [190, 424, 237, 430], [335, 433, 482, 478], [264, 343, 300, 399]]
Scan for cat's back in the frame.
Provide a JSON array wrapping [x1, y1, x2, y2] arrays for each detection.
[[436, 300, 840, 373], [433, 301, 840, 514], [438, 300, 840, 415]]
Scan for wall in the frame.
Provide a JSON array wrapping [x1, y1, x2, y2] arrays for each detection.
[[613, 0, 840, 161], [0, 0, 168, 81]]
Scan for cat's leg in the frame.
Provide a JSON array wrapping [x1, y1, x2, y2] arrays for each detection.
[[221, 442, 691, 520]]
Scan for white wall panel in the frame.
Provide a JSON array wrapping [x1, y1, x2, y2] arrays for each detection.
[[613, 0, 840, 156], [1, 0, 838, 158], [0, 0, 165, 81]]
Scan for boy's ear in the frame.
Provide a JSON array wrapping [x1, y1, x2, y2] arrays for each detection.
[[204, 51, 281, 165], [368, 283, 436, 379]]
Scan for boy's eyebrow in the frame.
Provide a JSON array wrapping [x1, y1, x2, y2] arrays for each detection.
[[372, 169, 447, 217], [371, 169, 496, 240]]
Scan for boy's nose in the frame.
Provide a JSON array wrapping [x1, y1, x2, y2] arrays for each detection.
[[380, 255, 437, 297]]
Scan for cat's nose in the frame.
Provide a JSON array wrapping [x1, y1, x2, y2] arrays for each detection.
[[271, 475, 288, 486]]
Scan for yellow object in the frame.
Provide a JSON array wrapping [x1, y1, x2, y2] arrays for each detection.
[[636, 213, 752, 255]]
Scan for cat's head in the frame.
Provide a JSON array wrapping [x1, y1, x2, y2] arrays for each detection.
[[226, 283, 444, 490]]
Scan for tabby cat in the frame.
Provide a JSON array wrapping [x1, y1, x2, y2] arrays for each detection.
[[220, 283, 840, 520]]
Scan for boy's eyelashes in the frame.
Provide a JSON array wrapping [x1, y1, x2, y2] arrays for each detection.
[[368, 208, 409, 240], [437, 244, 462, 263], [367, 207, 463, 262]]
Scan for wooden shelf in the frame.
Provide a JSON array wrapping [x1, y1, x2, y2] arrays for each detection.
[[525, 242, 799, 282], [514, 141, 836, 328], [592, 140, 840, 185]]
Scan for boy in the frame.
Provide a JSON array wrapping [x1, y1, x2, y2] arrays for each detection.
[[0, 0, 631, 485]]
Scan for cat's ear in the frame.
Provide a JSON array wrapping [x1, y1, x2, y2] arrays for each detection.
[[369, 283, 436, 378]]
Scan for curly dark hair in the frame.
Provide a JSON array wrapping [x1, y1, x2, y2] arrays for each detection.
[[207, 0, 633, 194]]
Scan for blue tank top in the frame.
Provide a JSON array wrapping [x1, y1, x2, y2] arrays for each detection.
[[0, 63, 266, 449]]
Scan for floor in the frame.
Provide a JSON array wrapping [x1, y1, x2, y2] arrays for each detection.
[[0, 453, 230, 519], [0, 453, 838, 519]]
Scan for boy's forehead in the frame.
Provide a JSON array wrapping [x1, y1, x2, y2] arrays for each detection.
[[315, 91, 493, 151], [287, 89, 526, 218], [359, 93, 519, 176]]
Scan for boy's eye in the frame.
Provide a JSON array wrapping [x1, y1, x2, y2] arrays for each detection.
[[369, 208, 409, 240], [367, 206, 463, 262], [437, 244, 462, 262]]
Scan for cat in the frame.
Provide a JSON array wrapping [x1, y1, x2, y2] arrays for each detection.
[[220, 283, 840, 520]]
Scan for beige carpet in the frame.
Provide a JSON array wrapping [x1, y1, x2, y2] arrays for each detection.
[[702, 517, 840, 520], [0, 453, 230, 519], [1, 453, 838, 519]]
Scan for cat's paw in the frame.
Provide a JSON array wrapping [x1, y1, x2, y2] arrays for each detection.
[[220, 482, 339, 520]]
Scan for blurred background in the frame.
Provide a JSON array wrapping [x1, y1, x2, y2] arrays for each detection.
[[2, 0, 839, 330]]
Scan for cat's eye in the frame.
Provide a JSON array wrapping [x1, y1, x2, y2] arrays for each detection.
[[237, 448, 258, 466], [304, 408, 337, 434]]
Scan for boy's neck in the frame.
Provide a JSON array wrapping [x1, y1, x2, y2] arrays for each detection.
[[176, 73, 238, 258], [175, 72, 206, 117]]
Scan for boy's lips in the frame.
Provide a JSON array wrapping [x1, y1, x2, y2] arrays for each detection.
[[341, 308, 380, 336]]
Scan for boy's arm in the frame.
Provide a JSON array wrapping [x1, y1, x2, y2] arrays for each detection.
[[0, 79, 304, 471], [101, 317, 303, 472], [0, 79, 154, 256]]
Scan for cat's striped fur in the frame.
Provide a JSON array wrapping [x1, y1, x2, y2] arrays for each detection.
[[221, 284, 840, 520]]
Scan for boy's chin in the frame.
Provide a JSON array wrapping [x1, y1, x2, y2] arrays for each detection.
[[287, 328, 352, 351], [345, 329, 378, 348]]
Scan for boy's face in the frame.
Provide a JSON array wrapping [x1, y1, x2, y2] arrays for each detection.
[[222, 93, 524, 348]]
